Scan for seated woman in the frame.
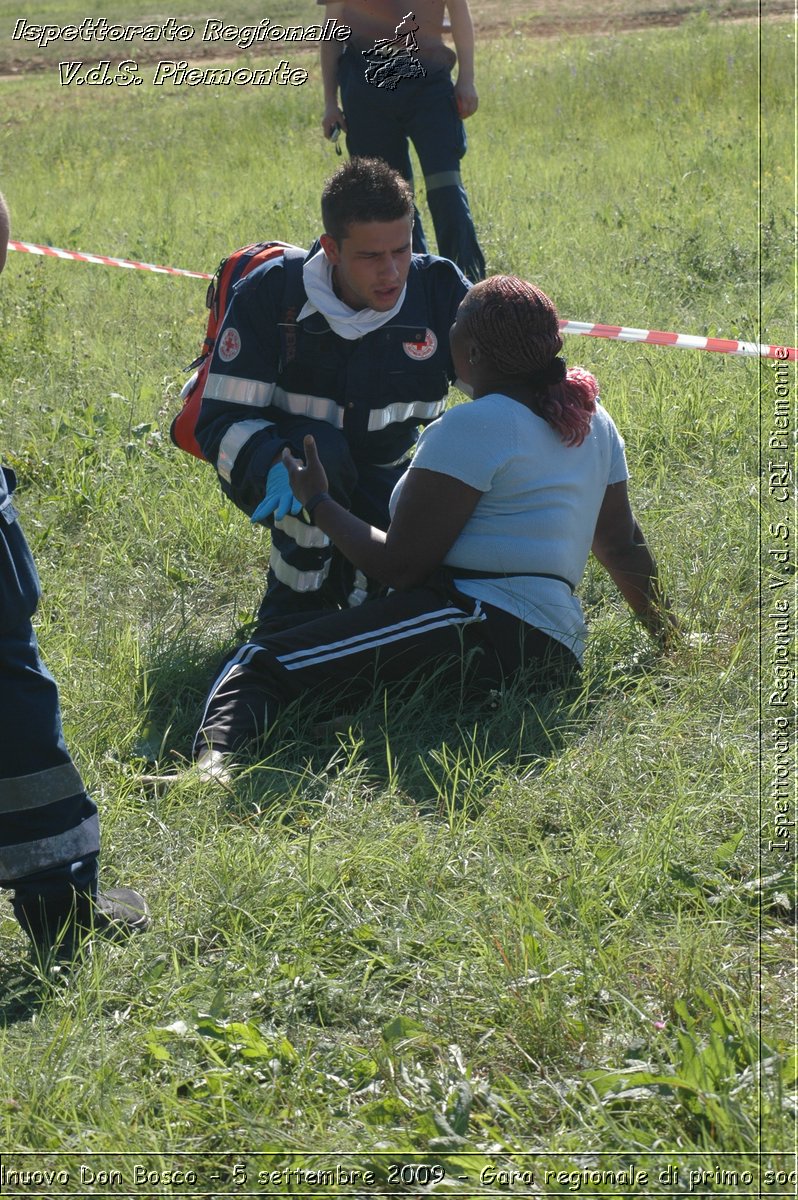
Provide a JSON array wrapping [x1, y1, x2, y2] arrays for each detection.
[[194, 276, 678, 778]]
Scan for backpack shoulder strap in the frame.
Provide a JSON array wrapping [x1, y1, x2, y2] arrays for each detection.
[[279, 246, 308, 324]]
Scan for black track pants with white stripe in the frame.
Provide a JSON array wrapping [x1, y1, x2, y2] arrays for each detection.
[[194, 580, 576, 757]]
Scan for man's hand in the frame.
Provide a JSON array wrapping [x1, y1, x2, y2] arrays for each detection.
[[250, 460, 303, 524], [454, 78, 478, 119], [322, 104, 347, 139], [283, 436, 329, 508]]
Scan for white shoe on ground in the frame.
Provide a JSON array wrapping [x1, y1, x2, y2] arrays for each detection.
[[196, 748, 234, 785]]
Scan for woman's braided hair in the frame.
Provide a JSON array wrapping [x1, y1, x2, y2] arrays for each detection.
[[460, 276, 598, 446]]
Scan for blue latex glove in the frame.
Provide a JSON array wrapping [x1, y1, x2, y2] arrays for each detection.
[[250, 460, 303, 524]]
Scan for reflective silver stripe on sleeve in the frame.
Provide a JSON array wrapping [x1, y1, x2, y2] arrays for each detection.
[[347, 569, 369, 608], [0, 762, 84, 815], [274, 513, 331, 549], [217, 419, 275, 484], [270, 545, 331, 593], [367, 399, 446, 432], [203, 373, 276, 408], [271, 387, 344, 428], [0, 813, 100, 881]]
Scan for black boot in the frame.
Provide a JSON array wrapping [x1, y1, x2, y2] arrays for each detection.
[[13, 886, 149, 961]]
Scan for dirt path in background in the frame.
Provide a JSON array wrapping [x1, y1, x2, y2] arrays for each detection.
[[464, 0, 786, 38]]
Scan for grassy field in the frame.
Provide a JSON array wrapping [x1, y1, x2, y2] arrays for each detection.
[[0, 7, 795, 1195]]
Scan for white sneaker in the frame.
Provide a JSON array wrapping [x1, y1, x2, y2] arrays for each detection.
[[196, 748, 234, 785]]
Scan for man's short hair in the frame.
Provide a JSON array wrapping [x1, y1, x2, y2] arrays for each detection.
[[321, 158, 414, 243]]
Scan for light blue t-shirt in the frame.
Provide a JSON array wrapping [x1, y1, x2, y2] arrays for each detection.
[[390, 392, 629, 661]]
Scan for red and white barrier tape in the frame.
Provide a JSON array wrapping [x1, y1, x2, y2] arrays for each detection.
[[558, 319, 796, 363], [8, 239, 212, 280], [9, 239, 796, 362]]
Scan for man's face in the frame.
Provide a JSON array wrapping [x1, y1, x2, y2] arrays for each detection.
[[320, 217, 413, 312]]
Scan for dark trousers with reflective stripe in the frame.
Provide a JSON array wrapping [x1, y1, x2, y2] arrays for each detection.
[[339, 54, 485, 283], [0, 467, 99, 935], [195, 577, 576, 756], [258, 417, 405, 634]]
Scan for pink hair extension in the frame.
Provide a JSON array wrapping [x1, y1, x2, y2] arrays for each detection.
[[542, 366, 598, 447]]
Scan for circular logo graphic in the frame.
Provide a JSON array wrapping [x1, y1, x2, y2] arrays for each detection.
[[403, 328, 438, 361], [218, 327, 242, 363]]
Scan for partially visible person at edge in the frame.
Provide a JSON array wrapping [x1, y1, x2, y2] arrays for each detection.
[[0, 191, 149, 961], [319, 1, 485, 283], [194, 157, 470, 636], [194, 276, 680, 780]]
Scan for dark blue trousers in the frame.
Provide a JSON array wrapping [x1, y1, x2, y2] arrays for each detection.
[[0, 467, 99, 939], [339, 53, 486, 283]]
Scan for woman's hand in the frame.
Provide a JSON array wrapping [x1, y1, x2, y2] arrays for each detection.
[[592, 481, 680, 647], [283, 435, 329, 508], [280, 445, 480, 590]]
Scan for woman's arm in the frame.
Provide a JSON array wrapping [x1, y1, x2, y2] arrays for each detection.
[[591, 480, 681, 648], [284, 436, 481, 589]]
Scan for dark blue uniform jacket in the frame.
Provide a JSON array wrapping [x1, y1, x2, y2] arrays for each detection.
[[194, 246, 469, 515]]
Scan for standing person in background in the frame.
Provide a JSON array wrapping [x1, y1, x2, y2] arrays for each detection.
[[319, 2, 486, 282], [0, 192, 149, 962]]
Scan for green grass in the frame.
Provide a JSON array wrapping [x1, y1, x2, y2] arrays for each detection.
[[0, 12, 795, 1193]]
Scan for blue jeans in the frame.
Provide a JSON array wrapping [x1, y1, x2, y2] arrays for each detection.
[[0, 466, 99, 940], [339, 54, 485, 283]]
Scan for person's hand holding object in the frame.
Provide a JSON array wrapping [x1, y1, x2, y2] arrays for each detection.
[[283, 436, 330, 512], [322, 105, 347, 139], [250, 460, 304, 524]]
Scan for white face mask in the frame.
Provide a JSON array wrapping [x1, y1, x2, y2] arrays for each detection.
[[299, 250, 407, 340]]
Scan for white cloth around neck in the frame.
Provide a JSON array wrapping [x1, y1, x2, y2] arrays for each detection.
[[298, 249, 407, 340]]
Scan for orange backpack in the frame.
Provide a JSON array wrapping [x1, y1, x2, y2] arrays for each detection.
[[170, 241, 302, 460]]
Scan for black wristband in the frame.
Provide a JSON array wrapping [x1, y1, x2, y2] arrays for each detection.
[[304, 491, 330, 517]]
